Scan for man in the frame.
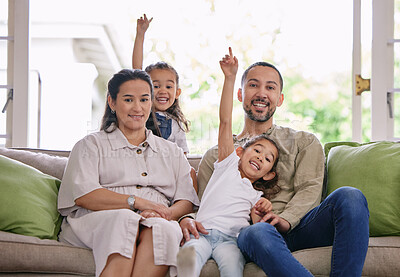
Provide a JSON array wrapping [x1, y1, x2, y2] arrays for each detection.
[[180, 62, 369, 276]]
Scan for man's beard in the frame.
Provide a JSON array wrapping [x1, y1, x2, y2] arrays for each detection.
[[244, 100, 275, 122]]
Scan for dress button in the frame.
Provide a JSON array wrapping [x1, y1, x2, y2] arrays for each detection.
[[141, 172, 147, 177], [136, 185, 142, 189], [142, 142, 148, 147], [136, 149, 142, 154]]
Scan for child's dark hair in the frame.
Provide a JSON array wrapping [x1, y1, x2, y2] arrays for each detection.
[[101, 69, 159, 133], [242, 134, 281, 199], [144, 62, 190, 134]]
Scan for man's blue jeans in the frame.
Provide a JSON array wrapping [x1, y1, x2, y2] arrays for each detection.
[[237, 187, 369, 277]]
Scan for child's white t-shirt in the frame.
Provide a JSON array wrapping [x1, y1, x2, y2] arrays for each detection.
[[195, 151, 263, 237]]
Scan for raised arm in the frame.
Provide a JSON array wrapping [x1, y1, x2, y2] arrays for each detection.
[[218, 47, 238, 162], [132, 14, 153, 69]]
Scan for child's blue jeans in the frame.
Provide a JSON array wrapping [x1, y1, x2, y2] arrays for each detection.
[[237, 186, 370, 277], [182, 229, 245, 277]]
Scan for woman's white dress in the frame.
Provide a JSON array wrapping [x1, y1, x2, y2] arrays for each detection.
[[58, 128, 199, 276]]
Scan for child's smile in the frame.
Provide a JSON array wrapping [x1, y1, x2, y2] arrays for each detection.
[[238, 139, 278, 183], [149, 69, 181, 112], [155, 96, 170, 105], [249, 160, 260, 171]]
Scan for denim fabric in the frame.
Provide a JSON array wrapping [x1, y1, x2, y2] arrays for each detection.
[[155, 113, 172, 139], [238, 187, 370, 277], [182, 229, 246, 277]]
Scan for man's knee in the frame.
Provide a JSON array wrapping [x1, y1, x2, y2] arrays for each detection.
[[238, 222, 278, 249], [330, 186, 366, 203], [329, 187, 369, 216]]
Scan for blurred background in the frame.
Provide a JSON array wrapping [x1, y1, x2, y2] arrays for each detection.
[[1, 0, 399, 153]]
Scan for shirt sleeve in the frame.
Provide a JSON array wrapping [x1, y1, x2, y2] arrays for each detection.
[[196, 145, 218, 200], [277, 134, 325, 230], [172, 147, 200, 207], [213, 150, 238, 170], [169, 119, 190, 154], [57, 136, 102, 216], [174, 128, 189, 154]]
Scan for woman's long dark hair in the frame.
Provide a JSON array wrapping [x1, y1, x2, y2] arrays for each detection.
[[145, 62, 190, 135], [100, 69, 158, 133], [242, 134, 281, 199]]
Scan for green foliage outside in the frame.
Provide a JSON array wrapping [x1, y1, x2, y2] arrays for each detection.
[[120, 0, 400, 154], [143, 6, 366, 154]]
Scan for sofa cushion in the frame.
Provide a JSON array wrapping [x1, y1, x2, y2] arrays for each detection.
[[0, 155, 62, 240], [0, 230, 95, 275], [0, 147, 68, 180], [324, 141, 400, 237]]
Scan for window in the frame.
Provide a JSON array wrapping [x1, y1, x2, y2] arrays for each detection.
[[0, 0, 8, 147], [6, 0, 397, 153]]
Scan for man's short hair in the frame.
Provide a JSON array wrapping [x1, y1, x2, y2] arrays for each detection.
[[241, 62, 284, 92]]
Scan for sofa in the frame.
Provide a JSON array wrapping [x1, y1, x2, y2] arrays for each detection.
[[0, 142, 399, 277]]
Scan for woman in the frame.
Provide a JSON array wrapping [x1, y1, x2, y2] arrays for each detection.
[[57, 69, 199, 277]]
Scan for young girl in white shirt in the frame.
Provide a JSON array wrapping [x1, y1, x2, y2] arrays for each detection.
[[177, 48, 281, 277], [132, 14, 190, 154]]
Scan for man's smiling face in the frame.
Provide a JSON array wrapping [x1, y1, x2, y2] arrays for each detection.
[[238, 65, 283, 122]]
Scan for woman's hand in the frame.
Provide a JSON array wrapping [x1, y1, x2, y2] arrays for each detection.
[[179, 217, 208, 246], [135, 197, 171, 220], [141, 210, 161, 219]]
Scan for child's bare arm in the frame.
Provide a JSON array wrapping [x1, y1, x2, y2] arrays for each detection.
[[218, 47, 238, 162], [132, 14, 153, 69]]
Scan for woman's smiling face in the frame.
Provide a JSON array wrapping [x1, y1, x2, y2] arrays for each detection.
[[108, 79, 152, 135]]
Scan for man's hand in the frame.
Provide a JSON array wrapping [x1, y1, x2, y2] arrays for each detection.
[[179, 217, 209, 246], [260, 212, 291, 233]]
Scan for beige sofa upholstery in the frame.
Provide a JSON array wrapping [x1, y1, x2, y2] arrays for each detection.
[[0, 147, 399, 277]]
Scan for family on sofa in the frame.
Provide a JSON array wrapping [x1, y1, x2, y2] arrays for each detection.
[[1, 14, 400, 277], [57, 33, 370, 277]]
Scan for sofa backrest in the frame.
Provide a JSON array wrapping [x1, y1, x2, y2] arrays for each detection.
[[0, 148, 202, 180], [0, 148, 68, 180]]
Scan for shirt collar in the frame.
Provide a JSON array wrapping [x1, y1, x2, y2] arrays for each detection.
[[107, 127, 159, 153], [156, 111, 171, 119], [234, 124, 276, 144]]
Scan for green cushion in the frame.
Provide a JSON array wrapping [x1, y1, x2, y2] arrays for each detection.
[[0, 155, 62, 240], [325, 141, 400, 237]]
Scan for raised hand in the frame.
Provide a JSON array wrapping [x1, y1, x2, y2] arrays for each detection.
[[219, 47, 238, 78], [133, 14, 152, 69], [217, 47, 238, 162], [136, 14, 153, 35]]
